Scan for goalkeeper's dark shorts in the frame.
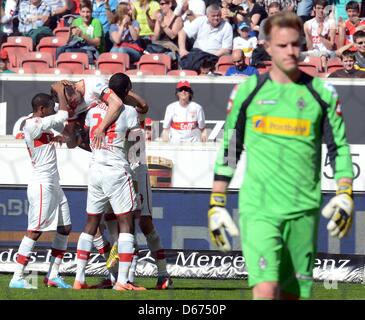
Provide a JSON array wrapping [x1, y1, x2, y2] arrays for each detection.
[[240, 209, 320, 299]]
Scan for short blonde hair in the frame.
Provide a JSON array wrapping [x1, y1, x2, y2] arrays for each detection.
[[264, 11, 302, 40]]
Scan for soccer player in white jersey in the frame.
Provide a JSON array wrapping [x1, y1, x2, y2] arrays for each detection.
[[51, 77, 124, 149], [9, 87, 72, 289], [106, 73, 172, 290], [162, 80, 207, 143], [73, 82, 146, 291]]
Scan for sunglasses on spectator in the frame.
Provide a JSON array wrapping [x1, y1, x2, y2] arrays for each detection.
[[356, 41, 365, 45], [233, 59, 243, 63], [160, 1, 170, 5], [177, 87, 192, 93]]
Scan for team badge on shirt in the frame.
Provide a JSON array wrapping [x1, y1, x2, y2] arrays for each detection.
[[296, 97, 306, 110]]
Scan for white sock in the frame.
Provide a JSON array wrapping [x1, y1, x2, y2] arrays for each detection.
[[117, 233, 134, 285], [75, 232, 93, 283], [146, 229, 168, 276], [47, 233, 68, 280], [93, 235, 110, 261], [13, 236, 36, 280], [128, 241, 139, 283]]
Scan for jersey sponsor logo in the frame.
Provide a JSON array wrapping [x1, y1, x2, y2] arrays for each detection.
[[253, 116, 311, 136], [171, 121, 198, 130], [256, 99, 277, 105]]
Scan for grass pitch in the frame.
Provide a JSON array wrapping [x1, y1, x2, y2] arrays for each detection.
[[0, 274, 365, 300]]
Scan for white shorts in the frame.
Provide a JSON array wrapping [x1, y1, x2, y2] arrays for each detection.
[[132, 164, 152, 217], [87, 164, 137, 215], [27, 182, 71, 232]]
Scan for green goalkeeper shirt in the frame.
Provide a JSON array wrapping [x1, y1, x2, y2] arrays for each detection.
[[214, 73, 353, 218]]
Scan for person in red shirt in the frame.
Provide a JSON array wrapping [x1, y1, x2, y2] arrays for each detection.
[[337, 1, 365, 51]]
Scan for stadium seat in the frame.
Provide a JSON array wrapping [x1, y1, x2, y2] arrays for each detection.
[[6, 36, 33, 50], [125, 69, 156, 76], [20, 52, 54, 73], [299, 62, 319, 77], [136, 54, 171, 75], [326, 57, 343, 74], [1, 37, 33, 70], [215, 55, 233, 74], [96, 52, 130, 74], [56, 52, 89, 74], [53, 27, 71, 41], [37, 37, 67, 64], [167, 69, 198, 76]]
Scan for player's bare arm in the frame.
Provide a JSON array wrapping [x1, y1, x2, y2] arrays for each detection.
[[92, 91, 123, 149], [125, 90, 149, 114]]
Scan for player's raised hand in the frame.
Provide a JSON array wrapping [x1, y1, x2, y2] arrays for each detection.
[[208, 193, 239, 252], [322, 182, 354, 239]]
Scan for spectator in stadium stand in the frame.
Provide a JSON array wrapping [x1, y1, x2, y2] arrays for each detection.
[[262, 0, 297, 12], [109, 2, 143, 63], [131, 0, 160, 40], [0, 49, 15, 73], [257, 1, 281, 44], [233, 21, 257, 59], [336, 30, 365, 70], [336, 1, 365, 53], [328, 49, 365, 78], [178, 4, 233, 72], [296, 0, 313, 23], [92, 0, 118, 52], [225, 48, 258, 76], [56, 0, 103, 64], [162, 80, 208, 143], [1, 0, 20, 46], [43, 0, 73, 30], [148, 0, 183, 60], [303, 0, 336, 72], [246, 0, 268, 35], [198, 58, 221, 75], [173, 0, 206, 27], [18, 0, 54, 49]]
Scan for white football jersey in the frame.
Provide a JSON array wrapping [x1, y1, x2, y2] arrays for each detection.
[[85, 103, 139, 169], [163, 101, 206, 142], [23, 110, 68, 183], [71, 77, 110, 119]]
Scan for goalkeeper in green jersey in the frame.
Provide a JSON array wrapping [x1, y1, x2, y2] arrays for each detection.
[[208, 11, 354, 300]]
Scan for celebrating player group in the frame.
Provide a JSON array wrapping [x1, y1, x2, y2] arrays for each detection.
[[9, 73, 171, 291]]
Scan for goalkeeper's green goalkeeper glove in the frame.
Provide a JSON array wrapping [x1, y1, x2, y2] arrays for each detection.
[[321, 182, 354, 239], [208, 193, 239, 252]]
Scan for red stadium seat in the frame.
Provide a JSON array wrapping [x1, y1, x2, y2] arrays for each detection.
[[136, 54, 171, 75], [299, 62, 319, 77], [56, 52, 89, 74], [1, 37, 33, 69], [96, 52, 130, 74], [326, 57, 343, 74], [167, 69, 198, 76], [20, 52, 54, 73], [125, 69, 156, 76], [53, 27, 71, 41], [6, 36, 33, 50], [215, 55, 233, 74], [37, 37, 67, 64]]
